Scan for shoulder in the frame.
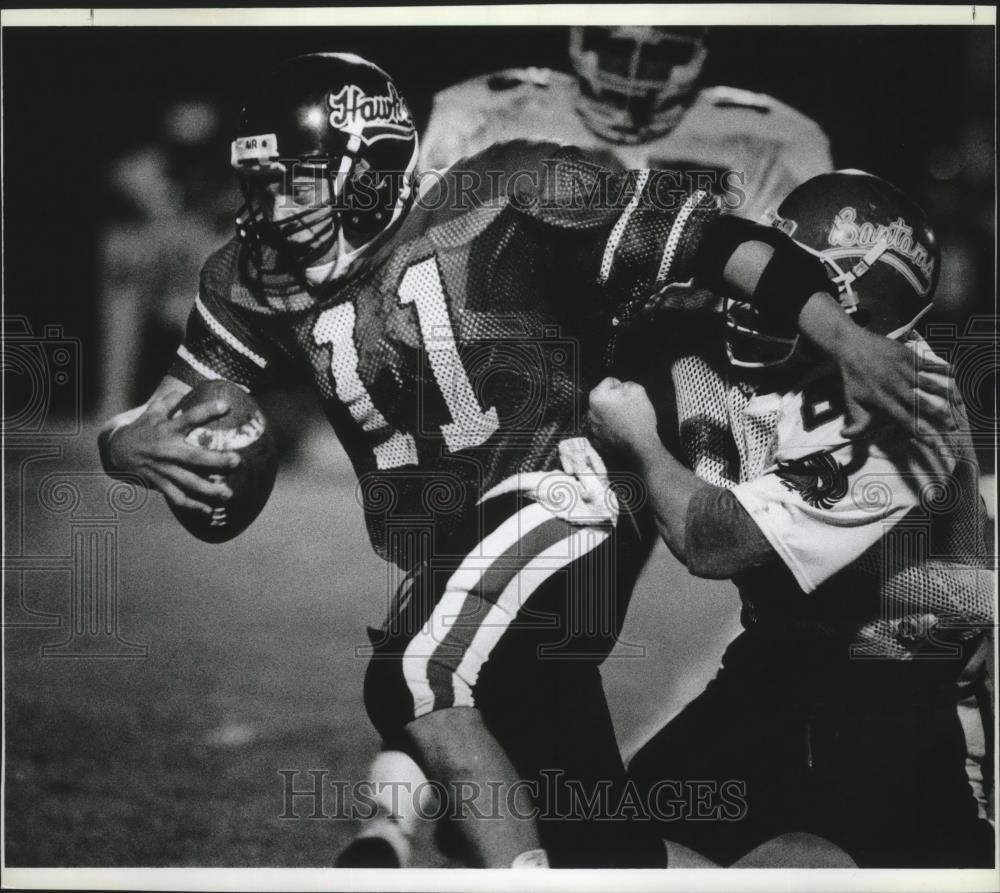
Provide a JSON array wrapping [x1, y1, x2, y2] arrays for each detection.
[[393, 140, 577, 237], [431, 67, 575, 109], [198, 238, 244, 299], [456, 137, 581, 175], [415, 138, 581, 208], [689, 86, 829, 145]]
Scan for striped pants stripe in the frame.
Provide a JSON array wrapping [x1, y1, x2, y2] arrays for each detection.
[[364, 487, 647, 738]]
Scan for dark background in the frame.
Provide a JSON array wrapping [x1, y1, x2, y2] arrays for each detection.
[[3, 26, 994, 406]]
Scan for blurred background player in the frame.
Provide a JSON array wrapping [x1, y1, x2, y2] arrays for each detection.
[[97, 100, 237, 419], [588, 170, 995, 867], [419, 26, 832, 222]]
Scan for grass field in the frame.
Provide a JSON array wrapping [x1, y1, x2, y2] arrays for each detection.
[[4, 418, 741, 867]]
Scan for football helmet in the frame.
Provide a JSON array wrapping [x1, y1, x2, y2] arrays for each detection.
[[568, 26, 708, 144], [231, 52, 419, 272], [725, 170, 941, 368]]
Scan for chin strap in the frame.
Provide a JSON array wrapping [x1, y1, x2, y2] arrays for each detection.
[[799, 237, 891, 316]]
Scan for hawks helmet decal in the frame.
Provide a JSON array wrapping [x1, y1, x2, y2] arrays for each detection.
[[326, 82, 414, 145]]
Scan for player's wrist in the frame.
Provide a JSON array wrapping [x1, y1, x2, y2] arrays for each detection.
[[99, 404, 148, 474], [629, 435, 670, 471], [797, 292, 856, 358]]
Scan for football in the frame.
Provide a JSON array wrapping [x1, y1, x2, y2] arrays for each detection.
[[170, 380, 278, 543]]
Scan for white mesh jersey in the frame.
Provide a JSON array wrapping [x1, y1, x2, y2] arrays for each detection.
[[420, 68, 833, 222], [665, 332, 994, 660]]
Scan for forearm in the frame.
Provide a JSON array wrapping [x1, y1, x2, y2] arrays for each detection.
[[795, 287, 861, 355], [694, 216, 855, 356], [630, 440, 777, 578], [631, 439, 710, 562]]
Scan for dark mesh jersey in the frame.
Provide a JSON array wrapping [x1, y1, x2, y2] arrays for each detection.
[[170, 140, 719, 566]]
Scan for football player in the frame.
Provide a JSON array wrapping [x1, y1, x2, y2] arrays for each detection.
[[420, 26, 832, 222], [98, 55, 953, 868], [388, 24, 836, 864], [587, 170, 995, 867]]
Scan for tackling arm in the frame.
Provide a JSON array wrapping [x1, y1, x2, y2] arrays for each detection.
[[587, 377, 778, 578], [630, 435, 778, 578], [526, 148, 955, 437]]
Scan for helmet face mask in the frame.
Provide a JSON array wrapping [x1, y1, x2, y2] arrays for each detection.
[[236, 165, 339, 268], [725, 170, 940, 371], [231, 53, 419, 279], [569, 26, 707, 143], [724, 298, 800, 370]]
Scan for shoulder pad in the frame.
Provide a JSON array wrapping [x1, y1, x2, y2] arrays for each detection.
[[486, 66, 557, 91], [459, 138, 569, 174], [704, 86, 773, 113], [201, 237, 241, 284]]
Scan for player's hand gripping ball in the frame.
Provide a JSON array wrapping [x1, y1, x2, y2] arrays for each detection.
[[170, 380, 278, 543]]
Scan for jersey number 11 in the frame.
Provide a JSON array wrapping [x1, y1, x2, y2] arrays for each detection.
[[313, 256, 500, 469]]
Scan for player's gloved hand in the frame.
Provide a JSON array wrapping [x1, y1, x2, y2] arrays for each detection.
[[102, 390, 240, 514], [587, 377, 660, 458]]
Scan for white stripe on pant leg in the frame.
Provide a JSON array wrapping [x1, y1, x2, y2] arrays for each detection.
[[402, 501, 554, 718], [452, 526, 611, 707]]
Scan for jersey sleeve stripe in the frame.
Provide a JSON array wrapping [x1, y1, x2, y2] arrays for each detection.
[[656, 189, 709, 286], [195, 295, 268, 368], [176, 345, 223, 382], [598, 169, 651, 286]]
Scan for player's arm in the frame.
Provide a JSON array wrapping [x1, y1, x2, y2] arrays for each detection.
[[588, 378, 777, 577], [588, 373, 963, 586], [526, 150, 954, 437], [98, 274, 273, 514]]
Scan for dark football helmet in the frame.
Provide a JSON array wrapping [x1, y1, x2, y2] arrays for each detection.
[[725, 169, 941, 369], [568, 26, 708, 144], [231, 52, 419, 272]]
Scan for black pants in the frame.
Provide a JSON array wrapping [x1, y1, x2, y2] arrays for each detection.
[[628, 626, 995, 868]]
